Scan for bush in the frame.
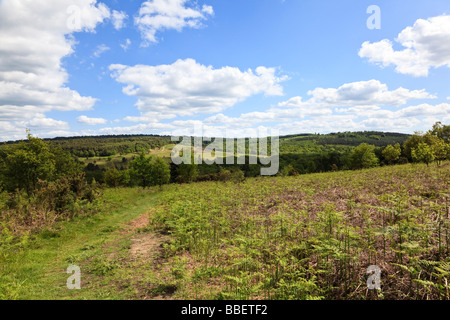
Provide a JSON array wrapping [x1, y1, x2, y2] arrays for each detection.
[[412, 143, 435, 166], [231, 169, 246, 183], [349, 143, 379, 170], [104, 168, 123, 188], [1, 173, 101, 235], [382, 144, 401, 165]]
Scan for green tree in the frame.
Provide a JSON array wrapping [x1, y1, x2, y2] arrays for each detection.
[[129, 152, 154, 188], [0, 134, 56, 194], [412, 143, 435, 166], [104, 168, 123, 188], [152, 157, 171, 187], [349, 143, 379, 170], [432, 139, 449, 165], [382, 143, 402, 165], [404, 131, 441, 161], [51, 145, 84, 179], [176, 163, 198, 183], [430, 122, 450, 142]]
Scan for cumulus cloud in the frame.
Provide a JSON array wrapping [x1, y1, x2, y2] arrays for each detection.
[[110, 58, 287, 120], [135, 0, 214, 45], [359, 15, 450, 77], [17, 114, 70, 131], [77, 115, 108, 125], [279, 80, 435, 108], [337, 103, 450, 119], [84, 76, 444, 138], [193, 80, 441, 135], [0, 0, 110, 141]]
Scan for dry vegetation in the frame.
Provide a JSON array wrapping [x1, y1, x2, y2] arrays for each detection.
[[149, 163, 450, 300]]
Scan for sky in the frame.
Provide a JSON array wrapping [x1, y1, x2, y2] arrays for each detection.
[[0, 0, 450, 141]]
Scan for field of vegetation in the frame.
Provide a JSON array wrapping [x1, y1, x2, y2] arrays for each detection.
[[0, 123, 449, 300], [0, 163, 448, 300], [148, 163, 450, 300]]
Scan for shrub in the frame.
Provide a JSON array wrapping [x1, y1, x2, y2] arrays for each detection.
[[412, 143, 435, 166], [382, 144, 402, 165], [349, 143, 379, 169], [231, 169, 246, 183]]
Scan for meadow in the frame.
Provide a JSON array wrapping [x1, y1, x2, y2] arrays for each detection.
[[148, 163, 450, 300], [1, 163, 449, 300]]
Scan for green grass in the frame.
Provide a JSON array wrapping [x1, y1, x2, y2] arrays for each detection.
[[80, 145, 175, 169], [1, 163, 449, 300], [0, 188, 160, 300], [149, 163, 450, 300]]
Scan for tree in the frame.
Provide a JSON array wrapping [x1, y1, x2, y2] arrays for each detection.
[[382, 143, 402, 165], [404, 131, 442, 161], [430, 122, 450, 142], [349, 143, 379, 170], [129, 152, 154, 188], [104, 168, 123, 188], [51, 145, 84, 179], [412, 143, 435, 166], [176, 163, 198, 183], [0, 134, 56, 194], [432, 139, 449, 166], [152, 157, 171, 187]]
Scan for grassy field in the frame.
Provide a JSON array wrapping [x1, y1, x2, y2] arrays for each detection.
[[80, 145, 176, 169], [1, 163, 449, 300], [0, 188, 162, 300]]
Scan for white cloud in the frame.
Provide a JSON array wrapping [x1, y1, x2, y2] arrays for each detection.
[[93, 44, 110, 58], [192, 80, 442, 135], [111, 10, 128, 30], [280, 80, 435, 108], [359, 15, 450, 77], [16, 114, 70, 131], [77, 115, 108, 125], [110, 58, 287, 120], [397, 103, 450, 118], [120, 38, 132, 51], [135, 0, 214, 45], [0, 0, 110, 141]]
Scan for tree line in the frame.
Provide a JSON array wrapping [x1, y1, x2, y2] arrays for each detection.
[[90, 122, 450, 186]]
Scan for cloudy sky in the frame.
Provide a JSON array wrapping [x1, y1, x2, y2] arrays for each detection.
[[0, 0, 450, 141]]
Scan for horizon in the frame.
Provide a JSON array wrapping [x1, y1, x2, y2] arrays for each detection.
[[1, 129, 414, 144]]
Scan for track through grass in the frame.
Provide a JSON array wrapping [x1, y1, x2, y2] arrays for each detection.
[[0, 188, 162, 300]]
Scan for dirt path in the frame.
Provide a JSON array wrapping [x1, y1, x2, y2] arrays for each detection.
[[121, 213, 173, 300], [126, 214, 167, 260]]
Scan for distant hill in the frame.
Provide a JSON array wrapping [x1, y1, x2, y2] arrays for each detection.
[[280, 131, 410, 147], [1, 131, 411, 158]]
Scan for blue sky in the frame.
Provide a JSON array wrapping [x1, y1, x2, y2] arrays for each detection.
[[1, 0, 450, 141]]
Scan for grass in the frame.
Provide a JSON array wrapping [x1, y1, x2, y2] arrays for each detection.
[[0, 188, 160, 300], [80, 145, 175, 168], [149, 163, 450, 300], [1, 163, 449, 300]]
